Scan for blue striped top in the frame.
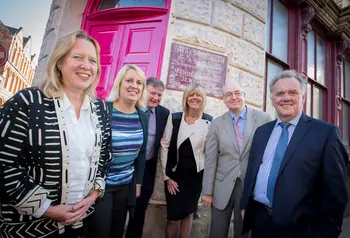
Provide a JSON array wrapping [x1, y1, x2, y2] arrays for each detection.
[[106, 107, 143, 186]]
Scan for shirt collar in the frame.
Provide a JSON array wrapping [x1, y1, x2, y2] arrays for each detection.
[[275, 111, 303, 128], [60, 93, 90, 112], [229, 105, 247, 121]]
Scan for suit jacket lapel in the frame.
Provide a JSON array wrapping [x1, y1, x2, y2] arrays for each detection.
[[155, 106, 161, 142], [241, 108, 256, 155], [277, 113, 311, 177], [224, 112, 239, 153]]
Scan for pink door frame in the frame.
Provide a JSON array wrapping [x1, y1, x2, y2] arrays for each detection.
[[81, 0, 171, 99]]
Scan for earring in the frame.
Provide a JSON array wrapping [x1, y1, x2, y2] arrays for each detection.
[[57, 66, 62, 78]]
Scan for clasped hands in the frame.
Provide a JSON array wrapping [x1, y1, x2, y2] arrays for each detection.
[[43, 190, 100, 225]]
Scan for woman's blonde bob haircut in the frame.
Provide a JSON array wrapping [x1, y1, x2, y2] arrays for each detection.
[[182, 82, 207, 114], [41, 30, 101, 99], [106, 64, 147, 108]]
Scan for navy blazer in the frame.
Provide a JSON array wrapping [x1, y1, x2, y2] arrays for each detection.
[[154, 105, 170, 161], [241, 113, 349, 237], [141, 104, 170, 192]]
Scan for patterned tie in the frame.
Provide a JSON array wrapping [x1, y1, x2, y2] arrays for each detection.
[[266, 122, 290, 205], [233, 115, 243, 153], [146, 109, 151, 118]]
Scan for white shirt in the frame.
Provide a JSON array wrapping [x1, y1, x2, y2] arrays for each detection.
[[61, 93, 95, 204]]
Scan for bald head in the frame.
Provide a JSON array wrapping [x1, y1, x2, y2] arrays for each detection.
[[222, 81, 243, 95]]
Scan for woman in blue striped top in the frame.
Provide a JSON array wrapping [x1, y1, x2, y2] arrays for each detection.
[[87, 64, 148, 238]]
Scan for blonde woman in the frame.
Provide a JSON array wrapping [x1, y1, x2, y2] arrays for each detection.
[[88, 64, 149, 238], [0, 30, 111, 238], [160, 83, 213, 238]]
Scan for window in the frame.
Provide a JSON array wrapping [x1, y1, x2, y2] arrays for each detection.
[[265, 0, 289, 118], [99, 0, 165, 10], [341, 59, 350, 146], [306, 30, 326, 120]]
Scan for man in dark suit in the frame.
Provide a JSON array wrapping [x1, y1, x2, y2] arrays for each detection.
[[126, 77, 170, 238], [241, 70, 349, 238]]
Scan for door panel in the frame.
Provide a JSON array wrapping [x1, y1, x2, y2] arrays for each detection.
[[88, 20, 164, 99], [118, 21, 163, 80], [89, 24, 123, 99]]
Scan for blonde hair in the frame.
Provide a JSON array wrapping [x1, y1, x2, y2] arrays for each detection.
[[182, 82, 207, 114], [106, 64, 147, 108], [41, 30, 101, 99]]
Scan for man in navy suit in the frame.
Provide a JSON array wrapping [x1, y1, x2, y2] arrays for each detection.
[[126, 77, 170, 238], [241, 70, 348, 238]]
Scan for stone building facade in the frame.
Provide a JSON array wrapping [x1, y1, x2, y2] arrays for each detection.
[[32, 0, 350, 237], [0, 21, 37, 107]]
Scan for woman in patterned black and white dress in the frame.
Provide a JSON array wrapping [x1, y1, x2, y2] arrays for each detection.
[[0, 30, 111, 238]]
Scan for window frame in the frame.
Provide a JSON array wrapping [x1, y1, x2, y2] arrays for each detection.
[[264, 0, 291, 117], [340, 55, 350, 150], [305, 22, 329, 120]]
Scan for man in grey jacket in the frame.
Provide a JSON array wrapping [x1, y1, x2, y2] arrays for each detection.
[[202, 81, 271, 238]]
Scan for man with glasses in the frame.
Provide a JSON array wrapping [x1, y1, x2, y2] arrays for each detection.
[[202, 81, 271, 238]]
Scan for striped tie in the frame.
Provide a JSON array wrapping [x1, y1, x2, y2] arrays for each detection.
[[234, 116, 243, 153]]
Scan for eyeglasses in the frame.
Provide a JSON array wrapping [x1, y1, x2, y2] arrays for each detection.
[[223, 91, 244, 98]]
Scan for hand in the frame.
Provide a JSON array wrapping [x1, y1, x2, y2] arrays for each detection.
[[166, 179, 179, 195], [62, 190, 99, 225], [136, 184, 141, 198], [241, 209, 245, 220], [201, 195, 213, 207], [43, 204, 86, 225]]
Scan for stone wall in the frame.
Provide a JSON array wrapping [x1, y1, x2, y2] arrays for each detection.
[[159, 0, 267, 118], [32, 0, 87, 86], [144, 1, 268, 237]]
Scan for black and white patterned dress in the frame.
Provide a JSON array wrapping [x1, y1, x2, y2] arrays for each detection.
[[0, 87, 111, 238]]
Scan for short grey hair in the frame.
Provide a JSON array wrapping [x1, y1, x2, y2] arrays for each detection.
[[270, 70, 307, 95], [146, 77, 165, 91], [182, 82, 207, 114]]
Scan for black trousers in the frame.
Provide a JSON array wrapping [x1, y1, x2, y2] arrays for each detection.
[[251, 201, 279, 238], [125, 158, 157, 238], [87, 184, 129, 238], [250, 201, 309, 238], [48, 223, 86, 238]]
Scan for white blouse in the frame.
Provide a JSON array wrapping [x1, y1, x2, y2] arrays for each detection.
[[61, 94, 95, 204]]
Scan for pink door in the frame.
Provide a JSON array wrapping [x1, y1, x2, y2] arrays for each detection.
[[82, 0, 170, 99], [90, 24, 123, 99], [86, 18, 166, 99], [118, 21, 163, 78]]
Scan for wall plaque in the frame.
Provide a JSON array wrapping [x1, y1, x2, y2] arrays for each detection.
[[166, 43, 227, 98]]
